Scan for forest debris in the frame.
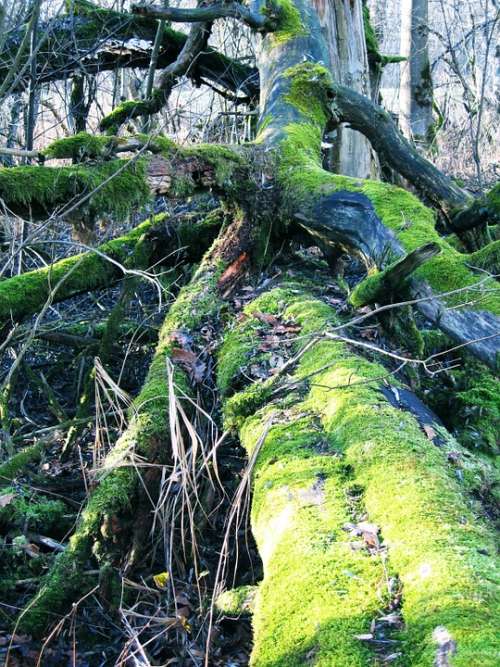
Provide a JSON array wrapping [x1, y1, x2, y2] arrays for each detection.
[[171, 347, 206, 383], [26, 533, 65, 552], [433, 626, 457, 666], [217, 252, 249, 291], [343, 521, 380, 548], [423, 424, 437, 440], [153, 571, 170, 589]]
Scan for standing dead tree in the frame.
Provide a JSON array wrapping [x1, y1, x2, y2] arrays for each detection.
[[0, 1, 498, 665]]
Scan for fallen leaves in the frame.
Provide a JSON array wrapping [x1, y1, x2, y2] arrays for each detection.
[[171, 347, 206, 383], [169, 330, 207, 383], [153, 571, 170, 590]]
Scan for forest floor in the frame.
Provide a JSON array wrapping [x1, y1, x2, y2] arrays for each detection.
[[0, 197, 497, 666]]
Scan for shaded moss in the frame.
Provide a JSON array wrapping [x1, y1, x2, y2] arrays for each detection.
[[0, 442, 46, 485], [0, 159, 151, 218], [19, 232, 232, 636], [0, 487, 69, 533]]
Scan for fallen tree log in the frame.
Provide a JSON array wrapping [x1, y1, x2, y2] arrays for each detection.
[[218, 279, 499, 666]]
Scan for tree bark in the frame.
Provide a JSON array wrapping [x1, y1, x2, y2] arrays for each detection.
[[399, 0, 433, 144]]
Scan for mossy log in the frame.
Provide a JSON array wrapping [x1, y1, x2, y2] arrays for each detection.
[[218, 280, 499, 666], [0, 219, 151, 327], [0, 440, 50, 486], [0, 137, 245, 219], [0, 3, 258, 98], [0, 209, 222, 327]]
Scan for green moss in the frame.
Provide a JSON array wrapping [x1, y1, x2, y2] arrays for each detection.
[[349, 266, 386, 307], [0, 159, 151, 218], [43, 132, 121, 160], [0, 442, 46, 485], [284, 62, 333, 127], [0, 218, 153, 324], [363, 3, 381, 62], [363, 4, 405, 68], [224, 283, 499, 666], [0, 487, 69, 532], [468, 240, 500, 274], [216, 585, 257, 616], [268, 0, 305, 45], [100, 95, 163, 135], [279, 139, 500, 313], [240, 407, 386, 666], [486, 183, 500, 218]]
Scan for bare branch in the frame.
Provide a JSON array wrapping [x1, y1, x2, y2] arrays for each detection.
[[132, 1, 279, 33]]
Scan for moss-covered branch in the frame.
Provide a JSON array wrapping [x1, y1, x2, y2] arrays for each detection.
[[0, 3, 258, 98], [0, 219, 151, 326], [0, 209, 224, 326], [1, 137, 246, 217], [0, 158, 151, 219]]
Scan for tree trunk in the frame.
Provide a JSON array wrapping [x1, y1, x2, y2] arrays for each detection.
[[399, 0, 433, 144], [313, 0, 373, 177]]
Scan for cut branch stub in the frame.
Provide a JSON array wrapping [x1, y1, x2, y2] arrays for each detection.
[[350, 242, 442, 307]]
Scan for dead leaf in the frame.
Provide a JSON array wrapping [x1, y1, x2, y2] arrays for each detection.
[[217, 252, 249, 289], [171, 347, 206, 383], [254, 311, 281, 327], [358, 521, 380, 545], [423, 424, 437, 440], [359, 327, 378, 340], [0, 492, 15, 508], [153, 571, 170, 589]]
